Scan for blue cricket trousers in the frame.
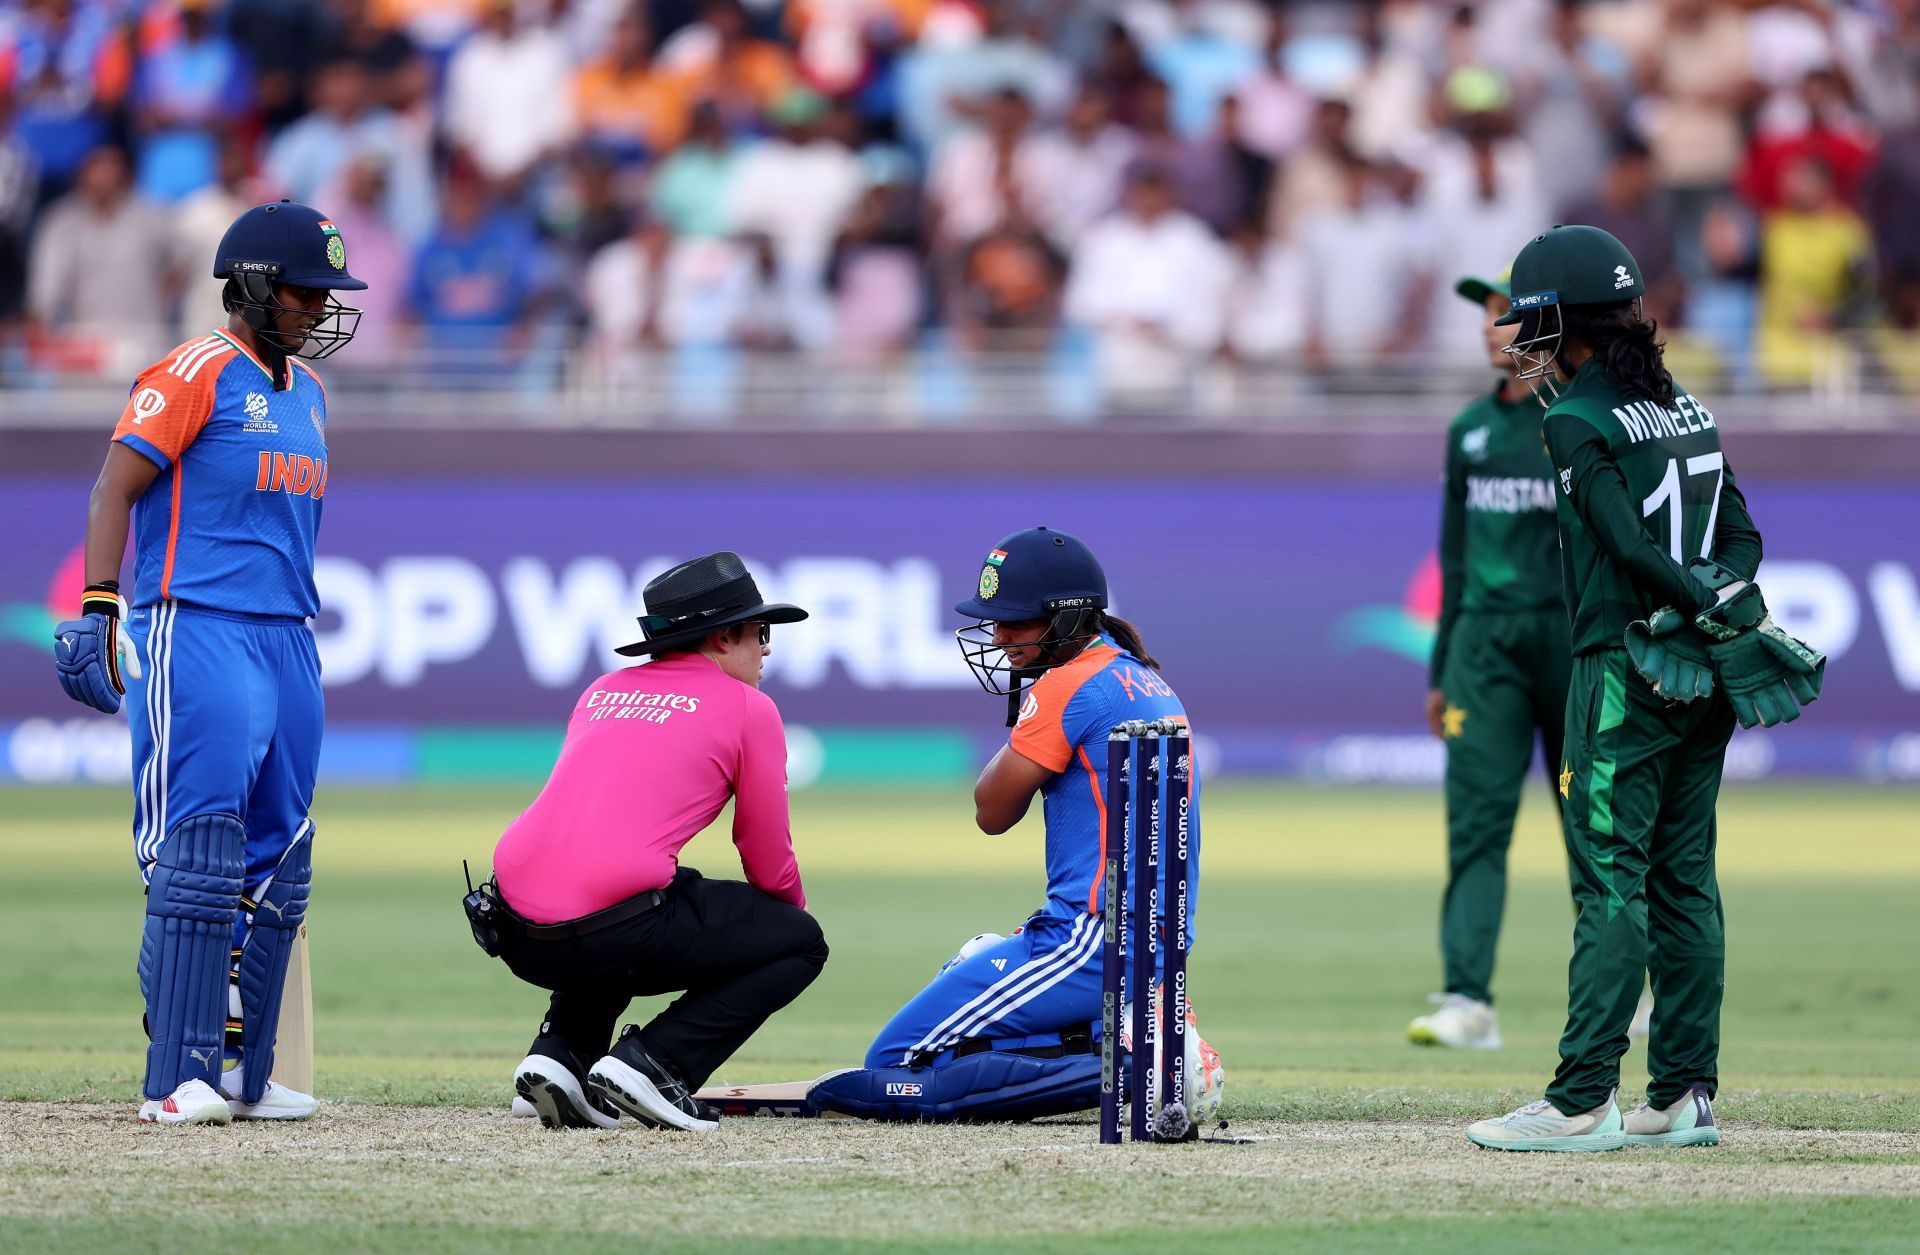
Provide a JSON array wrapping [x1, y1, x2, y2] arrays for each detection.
[[125, 600, 323, 947]]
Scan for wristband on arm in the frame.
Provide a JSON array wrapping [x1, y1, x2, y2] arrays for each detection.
[[81, 580, 124, 620]]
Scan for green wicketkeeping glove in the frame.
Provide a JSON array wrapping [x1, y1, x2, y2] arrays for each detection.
[[1683, 558, 1827, 729], [1688, 558, 1768, 642], [1706, 619, 1826, 728], [1624, 607, 1716, 703]]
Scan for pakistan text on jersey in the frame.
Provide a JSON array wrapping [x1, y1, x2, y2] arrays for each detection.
[[1610, 395, 1717, 444], [1465, 476, 1556, 513], [253, 452, 328, 498]]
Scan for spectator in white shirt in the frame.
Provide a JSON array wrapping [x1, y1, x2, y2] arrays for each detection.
[[725, 89, 864, 348], [1413, 118, 1548, 362], [172, 138, 259, 340], [588, 222, 799, 360], [584, 213, 672, 356], [1064, 164, 1234, 401], [926, 87, 1057, 251], [1223, 217, 1311, 362], [1040, 85, 1136, 248], [28, 144, 174, 375], [443, 0, 576, 184], [1299, 153, 1428, 371], [1233, 13, 1314, 162]]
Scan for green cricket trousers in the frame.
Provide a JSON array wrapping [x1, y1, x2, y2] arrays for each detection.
[[1438, 607, 1572, 1005], [1548, 649, 1736, 1115]]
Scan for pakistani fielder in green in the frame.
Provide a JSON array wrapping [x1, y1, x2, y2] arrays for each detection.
[[1466, 225, 1826, 1154], [1408, 270, 1571, 1053]]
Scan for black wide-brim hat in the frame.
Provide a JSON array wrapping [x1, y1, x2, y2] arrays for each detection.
[[615, 551, 808, 657]]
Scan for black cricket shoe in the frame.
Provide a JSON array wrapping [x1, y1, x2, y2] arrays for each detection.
[[587, 1027, 719, 1132], [515, 1037, 621, 1130]]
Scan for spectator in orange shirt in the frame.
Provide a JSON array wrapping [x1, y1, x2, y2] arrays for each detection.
[[573, 7, 691, 164], [659, 0, 798, 135]]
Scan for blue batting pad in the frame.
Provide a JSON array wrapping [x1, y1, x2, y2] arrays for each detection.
[[810, 1051, 1102, 1123], [235, 826, 313, 1103], [139, 813, 244, 1099]]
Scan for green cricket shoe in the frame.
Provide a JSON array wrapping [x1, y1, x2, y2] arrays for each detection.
[[1624, 1084, 1720, 1147], [1466, 1091, 1625, 1152]]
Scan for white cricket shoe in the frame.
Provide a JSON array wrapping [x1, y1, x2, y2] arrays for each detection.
[[1408, 993, 1502, 1050], [1624, 1084, 1719, 1147], [1467, 1091, 1625, 1152], [138, 1078, 232, 1125], [219, 1067, 317, 1120], [1629, 988, 1654, 1040], [515, 1054, 620, 1130]]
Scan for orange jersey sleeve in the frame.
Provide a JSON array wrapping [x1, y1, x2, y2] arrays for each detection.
[[1010, 676, 1074, 772], [1008, 644, 1120, 774], [112, 337, 232, 467]]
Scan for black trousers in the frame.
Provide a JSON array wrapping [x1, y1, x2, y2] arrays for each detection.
[[500, 868, 828, 1091]]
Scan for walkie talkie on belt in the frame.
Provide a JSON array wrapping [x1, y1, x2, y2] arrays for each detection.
[[462, 859, 506, 957]]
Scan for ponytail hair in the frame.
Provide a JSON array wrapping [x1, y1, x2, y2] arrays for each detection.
[[1098, 612, 1161, 670], [1558, 300, 1676, 407]]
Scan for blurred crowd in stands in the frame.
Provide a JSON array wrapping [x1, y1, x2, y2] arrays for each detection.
[[3, 0, 1918, 400]]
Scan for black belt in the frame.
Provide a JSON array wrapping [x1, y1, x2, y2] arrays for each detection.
[[517, 887, 668, 941]]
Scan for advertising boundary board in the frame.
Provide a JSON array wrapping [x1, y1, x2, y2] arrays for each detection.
[[3, 472, 1915, 784]]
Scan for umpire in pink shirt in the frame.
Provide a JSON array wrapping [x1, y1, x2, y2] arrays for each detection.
[[485, 552, 825, 1132]]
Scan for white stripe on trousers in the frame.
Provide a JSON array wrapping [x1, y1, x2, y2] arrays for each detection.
[[932, 915, 1104, 1055], [134, 607, 157, 862], [154, 599, 176, 862], [248, 817, 313, 907], [905, 913, 1100, 1060], [907, 915, 1092, 1057], [135, 602, 160, 863], [135, 601, 176, 867]]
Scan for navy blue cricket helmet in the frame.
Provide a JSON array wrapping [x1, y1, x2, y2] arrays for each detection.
[[955, 527, 1109, 713], [213, 200, 366, 360], [953, 526, 1107, 622]]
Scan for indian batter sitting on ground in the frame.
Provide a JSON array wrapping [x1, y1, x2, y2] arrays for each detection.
[[478, 553, 827, 1133], [1409, 269, 1574, 1052], [809, 527, 1223, 1122], [1466, 226, 1825, 1152], [52, 200, 364, 1124]]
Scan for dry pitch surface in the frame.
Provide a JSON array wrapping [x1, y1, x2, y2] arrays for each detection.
[[6, 785, 1918, 1251], [4, 1103, 1918, 1253]]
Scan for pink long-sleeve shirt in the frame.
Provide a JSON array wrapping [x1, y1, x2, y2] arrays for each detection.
[[492, 652, 806, 924]]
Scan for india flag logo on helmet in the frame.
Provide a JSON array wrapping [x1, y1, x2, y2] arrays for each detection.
[[318, 219, 346, 270], [986, 549, 1008, 566]]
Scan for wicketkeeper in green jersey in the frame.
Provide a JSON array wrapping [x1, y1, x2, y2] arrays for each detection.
[[1467, 225, 1826, 1153], [1409, 271, 1572, 1052]]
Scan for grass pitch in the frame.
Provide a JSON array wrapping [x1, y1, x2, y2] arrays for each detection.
[[2, 782, 1917, 1252]]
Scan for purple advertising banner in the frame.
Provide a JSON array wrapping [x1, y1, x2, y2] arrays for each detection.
[[3, 477, 1917, 780]]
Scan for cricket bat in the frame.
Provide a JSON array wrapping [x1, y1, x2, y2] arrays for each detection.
[[693, 1069, 860, 1118], [271, 923, 314, 1095]]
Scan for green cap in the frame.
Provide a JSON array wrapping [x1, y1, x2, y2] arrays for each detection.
[[767, 88, 830, 128], [1455, 269, 1511, 305], [1495, 224, 1645, 325]]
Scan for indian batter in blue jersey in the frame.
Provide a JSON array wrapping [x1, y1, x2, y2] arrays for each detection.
[[53, 200, 364, 1125], [811, 527, 1224, 1122]]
